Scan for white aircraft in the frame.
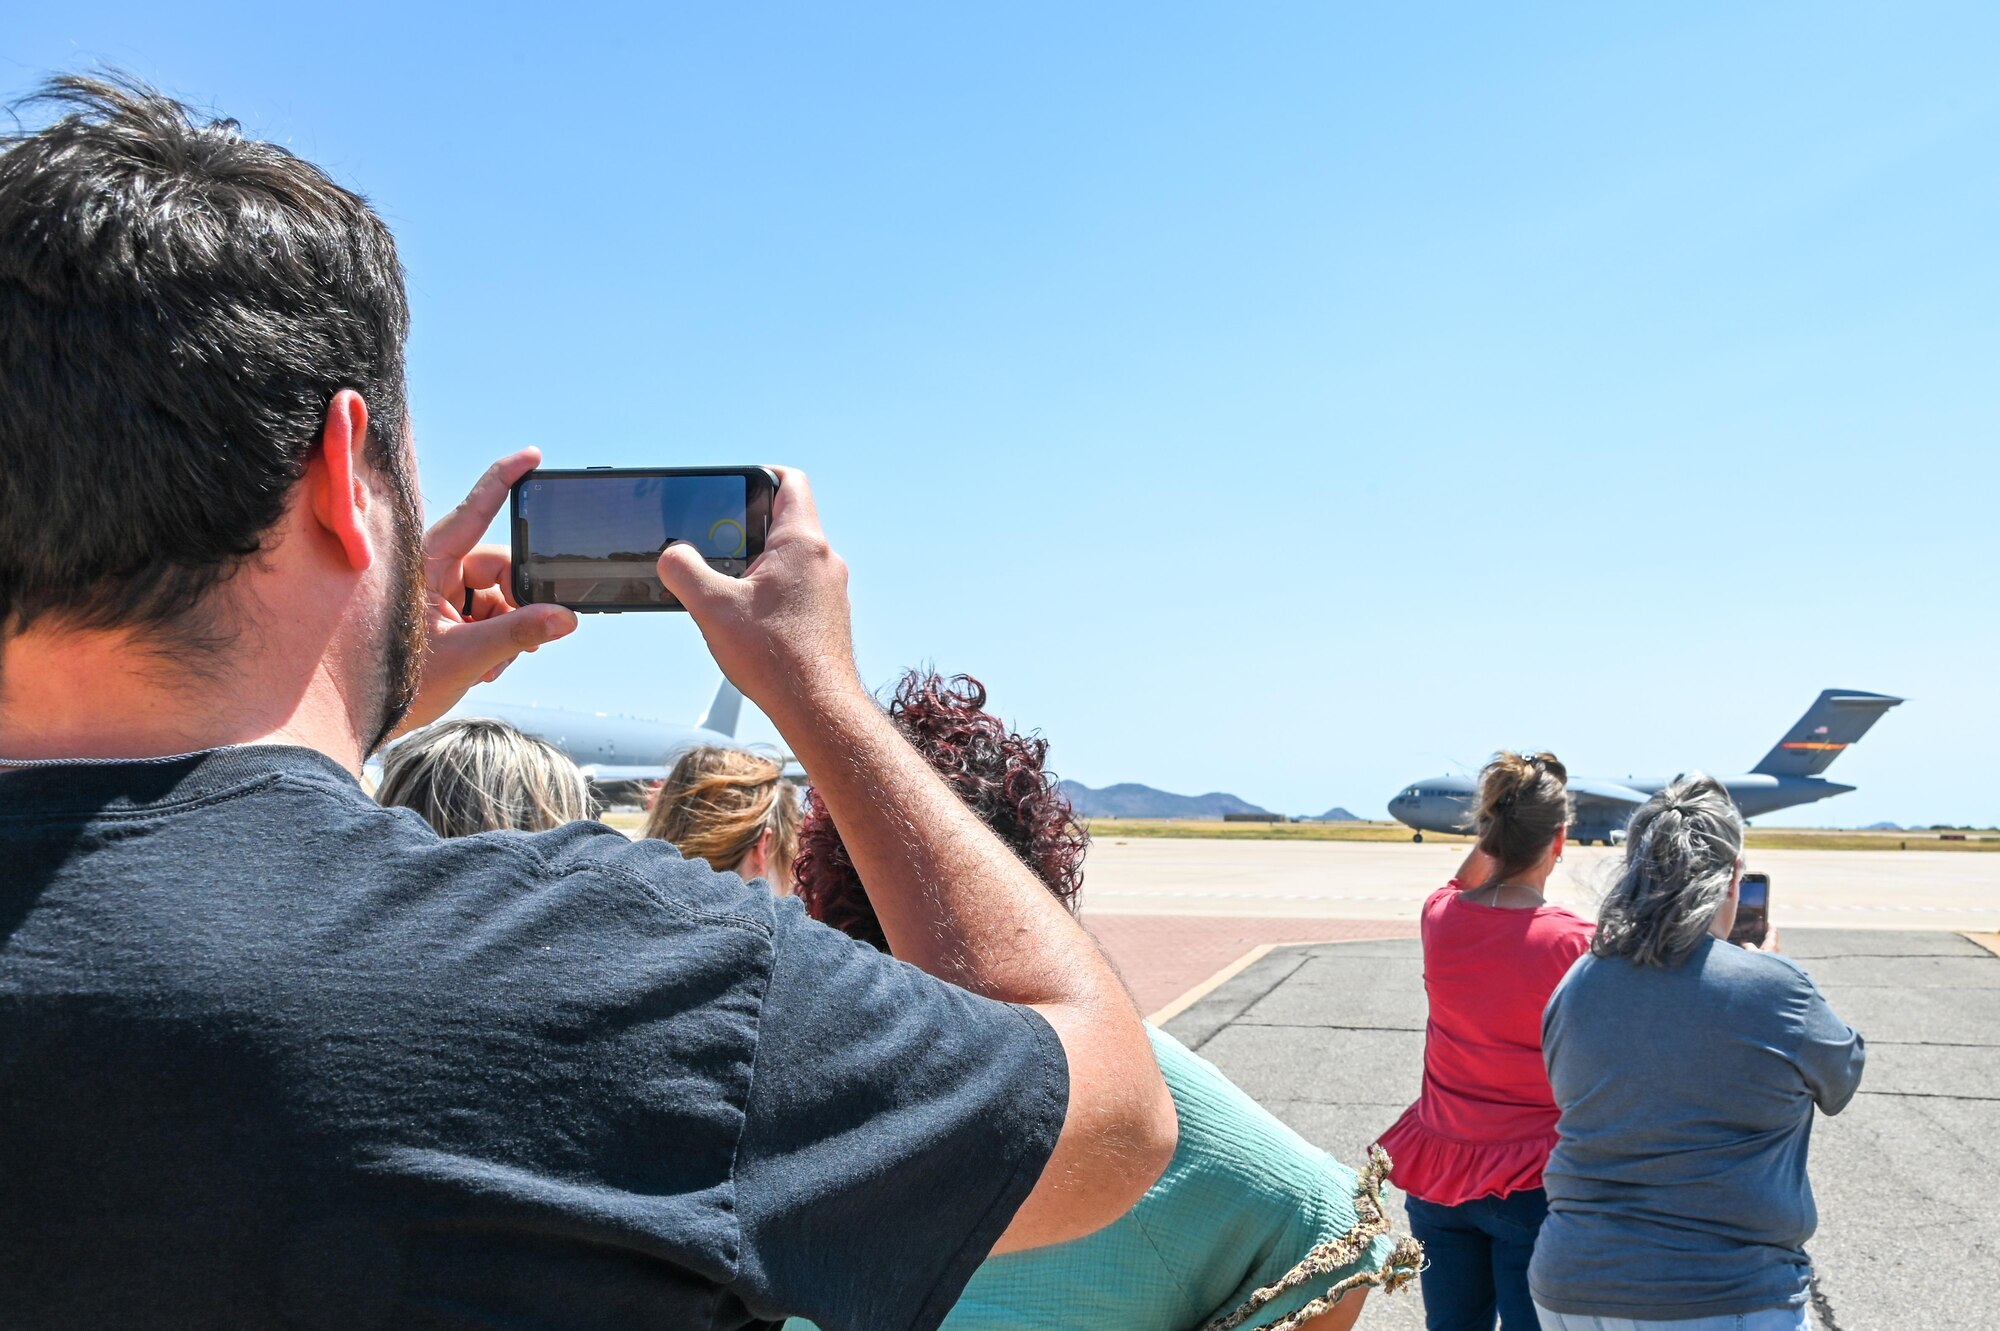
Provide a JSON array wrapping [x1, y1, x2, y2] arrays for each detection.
[[446, 679, 774, 782]]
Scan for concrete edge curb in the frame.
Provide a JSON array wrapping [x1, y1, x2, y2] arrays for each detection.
[[1147, 935, 1417, 1025]]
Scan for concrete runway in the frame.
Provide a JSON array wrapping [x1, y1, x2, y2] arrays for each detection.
[[1167, 930, 2000, 1331], [1082, 837, 2000, 932]]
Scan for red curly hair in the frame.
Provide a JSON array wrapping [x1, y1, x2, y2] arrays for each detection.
[[793, 670, 1088, 952]]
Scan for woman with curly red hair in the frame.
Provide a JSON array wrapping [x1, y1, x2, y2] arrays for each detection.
[[792, 671, 1085, 950], [787, 670, 1422, 1331]]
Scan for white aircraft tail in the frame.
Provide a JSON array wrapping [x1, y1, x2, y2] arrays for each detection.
[[697, 680, 744, 737]]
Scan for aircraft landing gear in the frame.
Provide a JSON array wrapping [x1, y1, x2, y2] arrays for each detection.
[[1413, 832, 1424, 843]]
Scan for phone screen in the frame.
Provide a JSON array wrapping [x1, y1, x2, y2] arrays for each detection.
[[513, 469, 770, 610], [1730, 872, 1770, 946]]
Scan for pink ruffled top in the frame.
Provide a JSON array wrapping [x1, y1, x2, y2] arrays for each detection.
[[1377, 882, 1594, 1207]]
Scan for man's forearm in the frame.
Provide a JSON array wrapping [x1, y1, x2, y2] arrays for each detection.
[[652, 466, 1174, 1248], [768, 681, 1177, 1250]]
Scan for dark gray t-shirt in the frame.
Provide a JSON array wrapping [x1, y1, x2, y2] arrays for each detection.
[[0, 746, 1066, 1330], [1530, 936, 1865, 1321]]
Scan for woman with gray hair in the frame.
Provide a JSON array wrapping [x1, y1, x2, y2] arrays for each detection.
[[1529, 775, 1866, 1331]]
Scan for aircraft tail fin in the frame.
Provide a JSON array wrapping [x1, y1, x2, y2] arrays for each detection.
[[1751, 689, 1903, 777], [696, 679, 743, 738]]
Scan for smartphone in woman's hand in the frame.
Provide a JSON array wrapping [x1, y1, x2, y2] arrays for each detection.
[[1729, 872, 1771, 947]]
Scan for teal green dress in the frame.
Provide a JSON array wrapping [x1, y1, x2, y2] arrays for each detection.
[[789, 1025, 1420, 1331]]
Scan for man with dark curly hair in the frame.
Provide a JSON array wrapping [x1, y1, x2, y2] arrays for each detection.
[[790, 670, 1424, 1331]]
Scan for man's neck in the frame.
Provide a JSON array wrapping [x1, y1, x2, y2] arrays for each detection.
[[0, 625, 365, 773]]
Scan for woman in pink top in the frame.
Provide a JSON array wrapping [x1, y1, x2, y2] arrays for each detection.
[[1378, 752, 1593, 1331]]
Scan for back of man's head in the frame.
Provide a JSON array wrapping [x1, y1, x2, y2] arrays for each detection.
[[0, 72, 411, 648]]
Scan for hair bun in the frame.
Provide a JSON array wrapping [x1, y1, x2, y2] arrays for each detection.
[[1473, 750, 1571, 876]]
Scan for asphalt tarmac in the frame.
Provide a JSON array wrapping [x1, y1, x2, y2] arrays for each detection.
[[1083, 837, 2000, 932], [1164, 929, 2000, 1331]]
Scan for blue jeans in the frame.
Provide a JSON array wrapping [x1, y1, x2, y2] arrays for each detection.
[[1533, 1305, 1808, 1330], [1405, 1189, 1548, 1331]]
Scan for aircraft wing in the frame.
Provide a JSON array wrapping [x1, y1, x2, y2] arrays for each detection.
[[1568, 778, 1649, 818]]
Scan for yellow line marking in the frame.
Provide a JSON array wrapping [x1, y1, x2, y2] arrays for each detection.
[[1145, 934, 1416, 1025], [1148, 944, 1278, 1025], [1151, 933, 2000, 1023]]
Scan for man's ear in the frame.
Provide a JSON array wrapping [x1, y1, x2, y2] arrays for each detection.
[[308, 390, 376, 572]]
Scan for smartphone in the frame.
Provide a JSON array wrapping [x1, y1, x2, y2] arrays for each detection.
[[1730, 871, 1770, 947], [511, 466, 779, 612]]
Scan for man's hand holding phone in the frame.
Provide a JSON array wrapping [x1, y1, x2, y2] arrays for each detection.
[[394, 448, 580, 739], [659, 466, 1179, 1252], [654, 467, 865, 721]]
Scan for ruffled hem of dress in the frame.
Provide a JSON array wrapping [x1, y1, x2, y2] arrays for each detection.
[[1199, 1144, 1425, 1331], [1376, 1108, 1555, 1207]]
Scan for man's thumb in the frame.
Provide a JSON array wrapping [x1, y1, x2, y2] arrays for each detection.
[[656, 542, 733, 609], [454, 603, 577, 663]]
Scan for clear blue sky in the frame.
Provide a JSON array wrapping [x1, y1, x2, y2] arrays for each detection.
[[9, 4, 1995, 825]]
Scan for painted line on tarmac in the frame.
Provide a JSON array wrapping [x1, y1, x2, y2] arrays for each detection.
[[1093, 889, 1984, 914], [1147, 944, 1279, 1026], [1094, 891, 1417, 903]]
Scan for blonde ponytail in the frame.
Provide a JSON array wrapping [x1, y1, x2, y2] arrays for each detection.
[[644, 745, 799, 883]]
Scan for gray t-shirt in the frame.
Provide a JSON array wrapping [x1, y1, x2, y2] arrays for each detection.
[[1530, 936, 1865, 1321]]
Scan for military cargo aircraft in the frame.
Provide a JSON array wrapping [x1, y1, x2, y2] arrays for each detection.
[[1388, 689, 1903, 844], [447, 679, 765, 783]]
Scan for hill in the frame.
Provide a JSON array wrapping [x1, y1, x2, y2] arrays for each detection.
[[1058, 780, 1269, 819], [1312, 807, 1364, 822]]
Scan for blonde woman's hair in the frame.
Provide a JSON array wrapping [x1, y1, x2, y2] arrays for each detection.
[[645, 745, 799, 884], [376, 718, 593, 838]]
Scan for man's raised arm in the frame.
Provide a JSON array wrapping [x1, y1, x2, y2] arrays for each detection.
[[657, 469, 1176, 1251]]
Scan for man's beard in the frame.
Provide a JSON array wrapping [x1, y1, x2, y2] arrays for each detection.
[[365, 482, 427, 757]]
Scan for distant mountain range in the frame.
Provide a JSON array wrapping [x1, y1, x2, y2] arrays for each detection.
[[1057, 782, 1368, 822], [1058, 780, 1269, 819]]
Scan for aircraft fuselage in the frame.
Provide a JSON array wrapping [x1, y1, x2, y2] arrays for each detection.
[[451, 701, 738, 782], [1384, 689, 1897, 844], [1387, 773, 1856, 843]]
